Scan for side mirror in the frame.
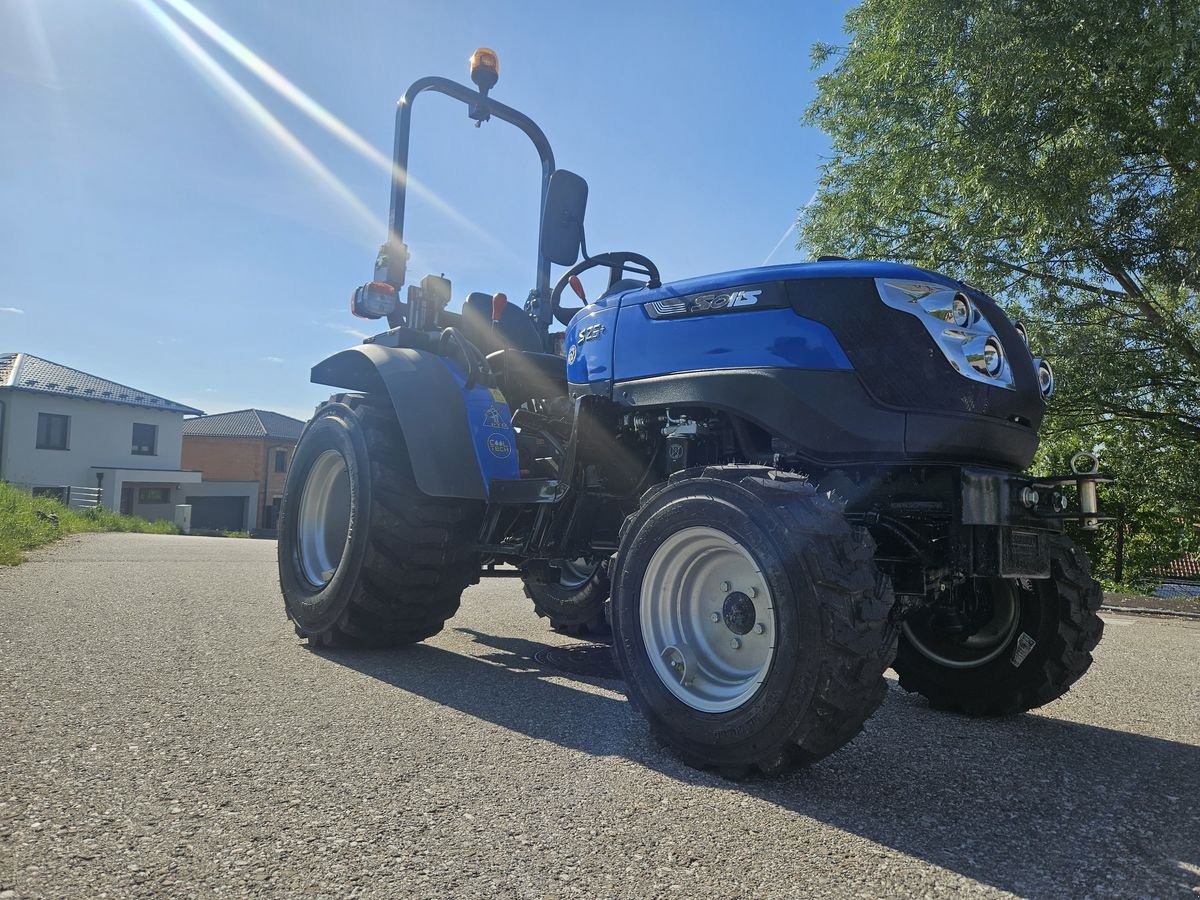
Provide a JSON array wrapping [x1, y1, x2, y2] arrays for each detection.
[[540, 169, 588, 267]]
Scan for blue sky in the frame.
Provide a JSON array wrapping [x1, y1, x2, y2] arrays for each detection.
[[1, 0, 854, 421]]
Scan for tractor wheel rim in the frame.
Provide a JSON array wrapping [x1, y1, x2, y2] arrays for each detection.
[[902, 579, 1021, 669], [296, 449, 352, 588], [556, 558, 596, 590], [639, 526, 776, 713]]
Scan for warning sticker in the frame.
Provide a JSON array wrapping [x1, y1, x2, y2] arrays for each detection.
[[1011, 632, 1037, 668], [483, 406, 506, 428]]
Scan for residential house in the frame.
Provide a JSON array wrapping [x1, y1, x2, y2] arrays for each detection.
[[182, 409, 306, 533], [0, 352, 205, 519]]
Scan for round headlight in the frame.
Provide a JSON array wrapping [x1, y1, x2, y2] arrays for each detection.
[[1014, 321, 1029, 346], [949, 293, 972, 327], [1037, 358, 1054, 397], [983, 338, 1004, 376]]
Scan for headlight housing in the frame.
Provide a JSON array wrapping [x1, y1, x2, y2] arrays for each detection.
[[875, 279, 1017, 390], [1034, 358, 1054, 397]]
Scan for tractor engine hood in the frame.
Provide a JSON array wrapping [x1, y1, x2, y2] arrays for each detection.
[[615, 260, 1047, 432]]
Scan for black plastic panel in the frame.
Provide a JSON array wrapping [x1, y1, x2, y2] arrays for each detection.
[[616, 367, 1040, 470], [785, 277, 1044, 431], [311, 345, 487, 500]]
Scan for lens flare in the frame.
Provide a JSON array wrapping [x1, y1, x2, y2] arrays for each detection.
[[152, 0, 510, 257], [131, 0, 384, 242]]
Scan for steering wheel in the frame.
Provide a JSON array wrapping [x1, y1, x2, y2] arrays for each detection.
[[550, 251, 662, 326]]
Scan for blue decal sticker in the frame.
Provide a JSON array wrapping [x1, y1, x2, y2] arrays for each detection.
[[486, 434, 512, 459]]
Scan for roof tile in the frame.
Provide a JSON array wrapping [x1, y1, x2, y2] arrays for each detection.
[[183, 409, 305, 440], [0, 352, 203, 415]]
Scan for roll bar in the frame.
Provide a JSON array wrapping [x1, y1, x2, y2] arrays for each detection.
[[376, 76, 557, 326]]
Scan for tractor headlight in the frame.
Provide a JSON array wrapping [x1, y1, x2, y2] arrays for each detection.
[[982, 338, 1004, 376], [1014, 321, 1029, 346], [950, 293, 972, 327], [875, 279, 1018, 390], [1035, 358, 1054, 397]]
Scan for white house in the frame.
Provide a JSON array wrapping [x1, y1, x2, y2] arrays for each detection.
[[0, 352, 206, 520]]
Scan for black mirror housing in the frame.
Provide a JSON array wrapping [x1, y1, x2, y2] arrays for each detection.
[[541, 169, 588, 267]]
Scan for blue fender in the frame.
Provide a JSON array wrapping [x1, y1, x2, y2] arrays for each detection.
[[311, 344, 518, 501]]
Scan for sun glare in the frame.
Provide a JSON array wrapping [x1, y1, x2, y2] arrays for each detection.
[[131, 0, 386, 243], [150, 0, 511, 259]]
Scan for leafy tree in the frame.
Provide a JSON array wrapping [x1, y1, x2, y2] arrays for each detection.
[[801, 0, 1200, 583]]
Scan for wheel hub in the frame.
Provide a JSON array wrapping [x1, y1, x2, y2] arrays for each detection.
[[903, 579, 1022, 669], [296, 449, 352, 589], [721, 591, 756, 635], [639, 526, 776, 713]]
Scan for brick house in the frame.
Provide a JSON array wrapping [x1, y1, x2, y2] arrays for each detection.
[[181, 409, 306, 532]]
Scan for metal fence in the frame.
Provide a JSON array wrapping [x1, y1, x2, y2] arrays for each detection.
[[30, 485, 104, 509], [65, 486, 103, 509]]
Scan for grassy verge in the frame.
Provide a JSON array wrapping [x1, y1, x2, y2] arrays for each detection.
[[0, 482, 180, 566]]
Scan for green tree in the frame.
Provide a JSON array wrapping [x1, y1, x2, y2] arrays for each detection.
[[801, 0, 1200, 583]]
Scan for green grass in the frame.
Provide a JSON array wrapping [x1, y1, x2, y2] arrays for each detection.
[[0, 481, 180, 566]]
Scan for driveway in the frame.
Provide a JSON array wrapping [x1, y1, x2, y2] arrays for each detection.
[[2, 533, 1198, 898]]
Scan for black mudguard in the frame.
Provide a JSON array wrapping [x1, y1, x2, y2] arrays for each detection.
[[311, 344, 487, 500]]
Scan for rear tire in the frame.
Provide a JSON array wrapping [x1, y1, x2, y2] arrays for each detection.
[[893, 534, 1104, 715], [524, 560, 611, 640], [278, 396, 482, 648], [610, 467, 897, 777]]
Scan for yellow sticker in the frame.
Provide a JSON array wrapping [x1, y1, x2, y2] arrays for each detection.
[[489, 388, 506, 403]]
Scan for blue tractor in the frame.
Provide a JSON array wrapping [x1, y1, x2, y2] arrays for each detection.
[[278, 51, 1107, 776]]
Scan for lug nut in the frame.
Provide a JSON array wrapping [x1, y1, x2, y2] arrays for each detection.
[[730, 638, 741, 650], [754, 623, 766, 635], [748, 586, 759, 598], [1020, 487, 1039, 508], [720, 581, 731, 593], [710, 612, 721, 623]]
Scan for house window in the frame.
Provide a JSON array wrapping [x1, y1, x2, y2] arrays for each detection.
[[274, 449, 288, 472], [36, 413, 70, 450], [137, 487, 171, 504], [132, 423, 157, 456]]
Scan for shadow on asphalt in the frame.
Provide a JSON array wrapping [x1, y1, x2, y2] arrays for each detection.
[[315, 629, 1200, 896]]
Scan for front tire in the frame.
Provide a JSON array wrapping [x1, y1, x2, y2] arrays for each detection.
[[610, 467, 897, 777], [278, 397, 481, 648], [893, 534, 1104, 715], [523, 560, 611, 640]]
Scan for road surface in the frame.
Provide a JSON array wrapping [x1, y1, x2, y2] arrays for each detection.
[[1, 533, 1198, 898]]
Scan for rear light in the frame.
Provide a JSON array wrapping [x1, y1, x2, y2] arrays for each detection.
[[351, 281, 398, 320]]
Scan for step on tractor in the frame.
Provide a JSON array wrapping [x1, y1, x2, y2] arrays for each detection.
[[278, 50, 1109, 777]]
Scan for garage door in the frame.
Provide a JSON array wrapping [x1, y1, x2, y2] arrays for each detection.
[[186, 496, 247, 532]]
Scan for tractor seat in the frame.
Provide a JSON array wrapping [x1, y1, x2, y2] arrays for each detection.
[[460, 291, 544, 355], [486, 349, 566, 407]]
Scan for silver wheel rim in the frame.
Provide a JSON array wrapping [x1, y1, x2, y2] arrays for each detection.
[[296, 449, 352, 588], [639, 526, 776, 713], [556, 558, 596, 590], [902, 580, 1021, 669]]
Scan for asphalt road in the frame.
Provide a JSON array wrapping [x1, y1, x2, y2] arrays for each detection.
[[2, 533, 1198, 899]]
